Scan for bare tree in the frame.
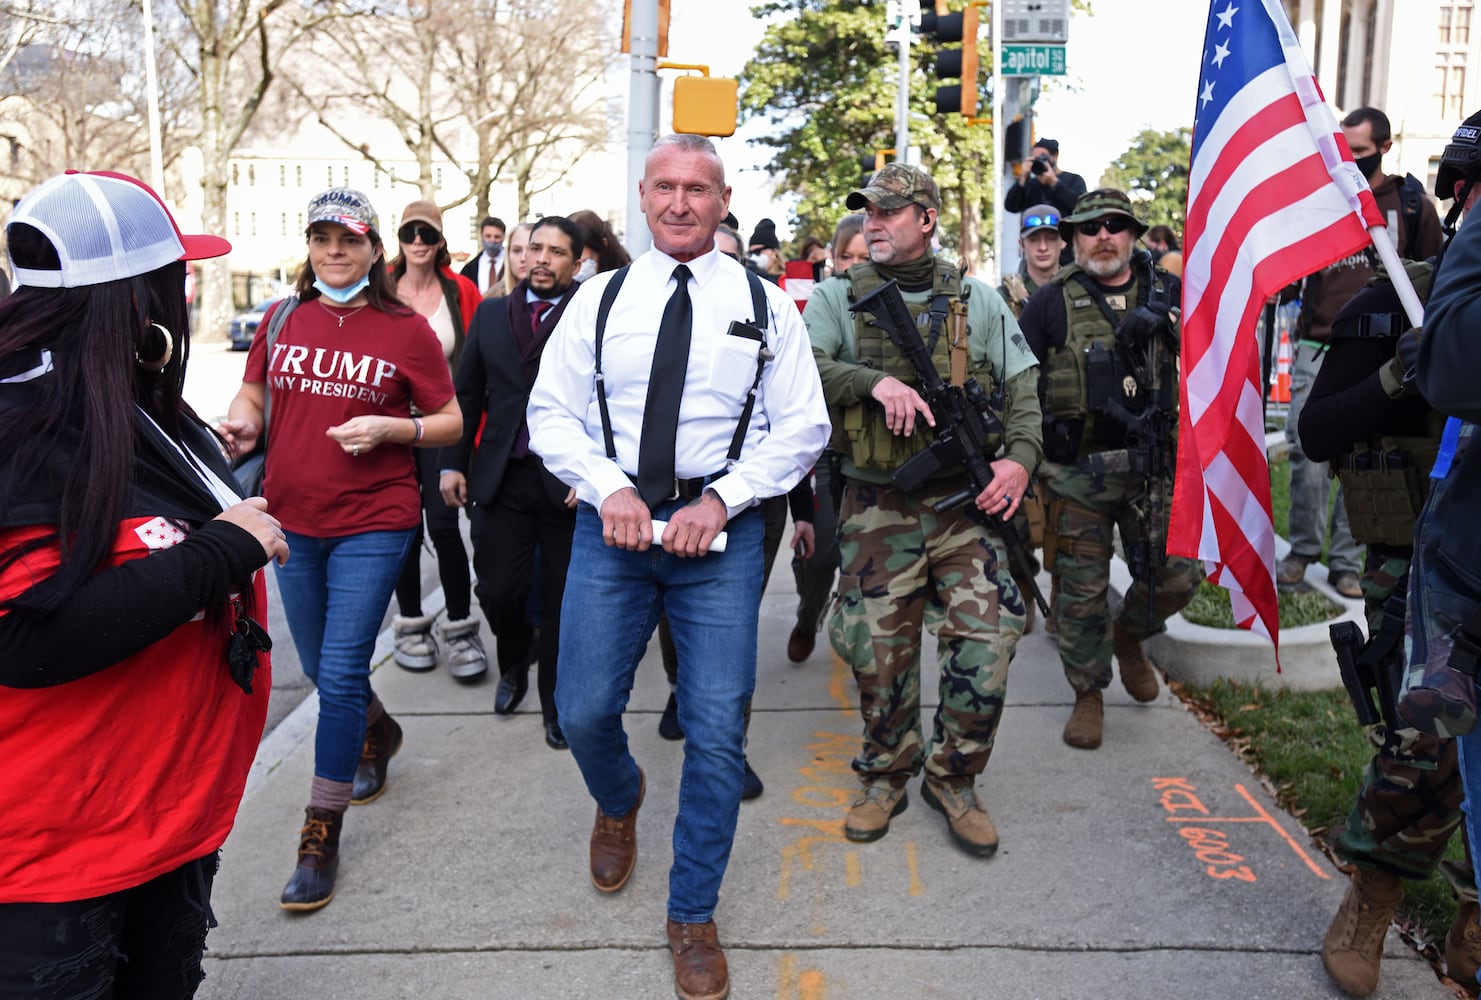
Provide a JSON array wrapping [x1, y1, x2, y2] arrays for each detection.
[[282, 0, 620, 220]]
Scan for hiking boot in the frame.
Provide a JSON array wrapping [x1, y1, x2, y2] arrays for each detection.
[[1113, 622, 1160, 703], [921, 777, 999, 857], [1447, 901, 1481, 991], [1322, 867, 1403, 996], [666, 918, 729, 1000], [1062, 689, 1104, 749], [843, 784, 908, 843], [280, 806, 344, 912], [591, 767, 645, 893], [392, 613, 438, 671], [1276, 552, 1313, 586], [350, 710, 403, 805], [1328, 570, 1363, 600], [437, 615, 488, 682]]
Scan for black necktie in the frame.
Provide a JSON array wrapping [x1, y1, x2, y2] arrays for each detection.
[[636, 264, 693, 507]]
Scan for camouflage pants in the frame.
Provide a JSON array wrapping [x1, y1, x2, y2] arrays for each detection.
[[1038, 463, 1202, 694], [1335, 549, 1465, 880], [829, 480, 1024, 786]]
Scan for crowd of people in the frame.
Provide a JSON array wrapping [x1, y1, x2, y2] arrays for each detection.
[[6, 103, 1481, 999]]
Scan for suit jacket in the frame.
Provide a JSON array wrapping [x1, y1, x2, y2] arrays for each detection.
[[440, 284, 574, 507], [460, 253, 503, 294]]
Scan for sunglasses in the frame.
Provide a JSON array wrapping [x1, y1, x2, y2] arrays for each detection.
[[1076, 217, 1132, 237], [1022, 213, 1060, 230], [398, 223, 442, 245]]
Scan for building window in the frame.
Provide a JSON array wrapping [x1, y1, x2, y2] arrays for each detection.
[[232, 211, 240, 234], [248, 164, 255, 187], [1440, 2, 1473, 44], [327, 166, 334, 186], [1437, 53, 1468, 118], [250, 212, 257, 237], [296, 165, 302, 186], [343, 166, 349, 186], [280, 212, 288, 237], [279, 164, 286, 185], [231, 163, 239, 186]]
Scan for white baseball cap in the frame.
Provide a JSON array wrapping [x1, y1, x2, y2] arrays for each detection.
[[6, 171, 231, 289]]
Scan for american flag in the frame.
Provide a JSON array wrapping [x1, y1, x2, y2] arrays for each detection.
[[1167, 0, 1385, 650]]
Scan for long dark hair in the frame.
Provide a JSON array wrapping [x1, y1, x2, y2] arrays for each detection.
[[569, 209, 632, 272], [293, 226, 411, 314], [0, 224, 197, 613]]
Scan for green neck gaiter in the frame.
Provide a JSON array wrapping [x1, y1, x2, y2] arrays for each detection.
[[872, 253, 937, 293]]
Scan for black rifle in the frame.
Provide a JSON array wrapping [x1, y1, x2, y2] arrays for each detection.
[[1330, 586, 1406, 730], [849, 279, 1049, 617]]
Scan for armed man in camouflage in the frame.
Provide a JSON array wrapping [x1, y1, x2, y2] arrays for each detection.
[[1018, 189, 1201, 751], [1300, 114, 1481, 998], [807, 163, 1043, 858], [997, 205, 1066, 634]]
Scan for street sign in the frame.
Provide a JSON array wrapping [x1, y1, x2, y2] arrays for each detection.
[[1002, 44, 1066, 76], [1001, 0, 1071, 43]]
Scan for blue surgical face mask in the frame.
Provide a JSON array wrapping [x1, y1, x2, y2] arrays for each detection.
[[314, 275, 370, 304], [574, 258, 597, 282]]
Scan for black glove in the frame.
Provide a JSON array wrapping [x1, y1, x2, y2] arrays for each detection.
[[1396, 327, 1421, 382]]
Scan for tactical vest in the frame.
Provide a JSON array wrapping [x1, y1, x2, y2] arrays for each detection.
[[999, 273, 1032, 318], [837, 259, 999, 473], [1042, 266, 1131, 461], [1331, 261, 1445, 547]]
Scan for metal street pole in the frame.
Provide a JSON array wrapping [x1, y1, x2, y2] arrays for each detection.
[[140, 0, 164, 192], [626, 0, 659, 254], [990, 0, 1002, 280]]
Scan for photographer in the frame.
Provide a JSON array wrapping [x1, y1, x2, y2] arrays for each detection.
[[1004, 139, 1087, 235]]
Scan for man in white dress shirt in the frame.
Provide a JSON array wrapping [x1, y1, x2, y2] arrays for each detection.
[[527, 133, 829, 1000]]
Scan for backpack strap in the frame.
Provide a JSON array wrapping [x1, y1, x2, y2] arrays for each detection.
[[259, 295, 300, 446], [593, 266, 631, 460], [726, 270, 773, 465], [1399, 173, 1425, 254]]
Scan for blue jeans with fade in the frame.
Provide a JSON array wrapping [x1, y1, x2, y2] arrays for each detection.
[[556, 500, 764, 925], [275, 528, 416, 783]]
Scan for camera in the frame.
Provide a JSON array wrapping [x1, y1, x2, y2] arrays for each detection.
[[1030, 155, 1051, 176]]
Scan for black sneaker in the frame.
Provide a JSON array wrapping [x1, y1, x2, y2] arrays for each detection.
[[659, 692, 685, 741], [741, 758, 764, 800]]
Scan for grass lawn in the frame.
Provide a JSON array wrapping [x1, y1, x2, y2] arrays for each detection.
[[1178, 677, 1468, 976]]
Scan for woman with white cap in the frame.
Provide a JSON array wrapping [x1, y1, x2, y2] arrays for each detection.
[[0, 170, 287, 997], [221, 187, 461, 913]]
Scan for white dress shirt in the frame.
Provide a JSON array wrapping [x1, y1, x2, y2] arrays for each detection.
[[527, 246, 831, 517]]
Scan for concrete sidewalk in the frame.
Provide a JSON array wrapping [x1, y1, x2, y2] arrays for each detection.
[[198, 564, 1449, 1000]]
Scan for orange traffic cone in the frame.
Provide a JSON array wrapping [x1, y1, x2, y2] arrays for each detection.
[[1270, 330, 1292, 404]]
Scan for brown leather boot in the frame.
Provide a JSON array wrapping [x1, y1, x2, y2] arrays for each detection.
[[1322, 867, 1403, 996], [1062, 689, 1104, 749], [1446, 901, 1481, 991], [279, 806, 344, 912], [590, 767, 645, 893], [351, 710, 403, 805], [1112, 622, 1160, 703], [666, 918, 729, 1000]]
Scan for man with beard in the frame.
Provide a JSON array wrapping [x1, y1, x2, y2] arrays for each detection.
[[808, 163, 1043, 859], [1018, 189, 1202, 750], [1280, 107, 1444, 598], [439, 215, 584, 748]]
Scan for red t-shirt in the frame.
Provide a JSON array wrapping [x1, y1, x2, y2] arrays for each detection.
[[244, 301, 456, 537], [0, 521, 270, 903]]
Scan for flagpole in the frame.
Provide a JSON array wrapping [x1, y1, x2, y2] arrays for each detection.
[[1366, 224, 1426, 330]]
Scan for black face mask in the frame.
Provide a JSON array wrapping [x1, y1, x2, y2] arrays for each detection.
[[1354, 151, 1382, 180]]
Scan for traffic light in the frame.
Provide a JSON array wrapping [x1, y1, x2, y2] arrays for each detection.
[[919, 5, 980, 117], [858, 150, 895, 187]]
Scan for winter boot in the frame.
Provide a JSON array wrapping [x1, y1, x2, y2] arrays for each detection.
[[1447, 901, 1481, 992], [438, 615, 488, 682], [392, 612, 438, 671], [1112, 621, 1160, 702], [280, 806, 344, 912], [1062, 689, 1104, 749], [1321, 867, 1403, 996], [350, 711, 403, 805]]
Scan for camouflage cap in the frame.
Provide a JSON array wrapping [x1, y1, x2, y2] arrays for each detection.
[[1060, 187, 1148, 241], [846, 163, 941, 213]]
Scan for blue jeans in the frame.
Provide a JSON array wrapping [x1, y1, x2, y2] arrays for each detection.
[[556, 501, 764, 924], [276, 528, 416, 783]]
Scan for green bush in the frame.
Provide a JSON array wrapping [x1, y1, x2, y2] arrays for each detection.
[[1181, 579, 1342, 629]]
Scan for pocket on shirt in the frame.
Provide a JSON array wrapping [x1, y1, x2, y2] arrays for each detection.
[[704, 336, 763, 403]]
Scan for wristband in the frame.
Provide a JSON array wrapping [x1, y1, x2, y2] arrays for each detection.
[[412, 417, 424, 443]]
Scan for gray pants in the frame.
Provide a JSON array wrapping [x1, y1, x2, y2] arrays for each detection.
[[1285, 345, 1361, 573]]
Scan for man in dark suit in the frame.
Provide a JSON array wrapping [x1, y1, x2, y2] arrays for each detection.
[[440, 216, 582, 748], [459, 215, 506, 293]]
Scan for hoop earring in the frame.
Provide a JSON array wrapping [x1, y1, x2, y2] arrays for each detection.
[[136, 323, 174, 372]]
